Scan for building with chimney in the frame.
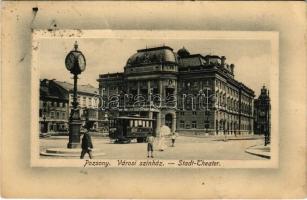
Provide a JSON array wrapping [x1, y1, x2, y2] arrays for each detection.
[[97, 45, 255, 136], [39, 79, 69, 134], [39, 79, 100, 134]]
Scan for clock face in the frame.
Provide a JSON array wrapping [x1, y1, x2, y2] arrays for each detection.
[[78, 54, 86, 72], [65, 53, 75, 71]]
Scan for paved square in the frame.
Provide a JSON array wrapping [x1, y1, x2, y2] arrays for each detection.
[[40, 135, 266, 160]]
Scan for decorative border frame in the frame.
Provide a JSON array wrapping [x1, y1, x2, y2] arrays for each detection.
[[31, 30, 279, 168]]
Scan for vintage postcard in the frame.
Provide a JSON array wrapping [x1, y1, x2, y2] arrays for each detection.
[[31, 30, 279, 168], [2, 1, 306, 198]]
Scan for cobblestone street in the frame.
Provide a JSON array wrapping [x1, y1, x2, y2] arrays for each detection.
[[40, 135, 266, 160]]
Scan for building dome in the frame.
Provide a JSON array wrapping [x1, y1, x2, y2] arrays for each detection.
[[126, 46, 177, 67], [177, 47, 190, 58]]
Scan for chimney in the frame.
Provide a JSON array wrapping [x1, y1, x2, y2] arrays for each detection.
[[221, 56, 226, 66], [230, 64, 235, 74]]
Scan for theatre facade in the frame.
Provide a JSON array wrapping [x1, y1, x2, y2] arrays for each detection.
[[97, 46, 255, 136]]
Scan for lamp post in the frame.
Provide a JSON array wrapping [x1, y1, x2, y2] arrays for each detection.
[[42, 106, 47, 133], [65, 41, 86, 148], [205, 109, 210, 134]]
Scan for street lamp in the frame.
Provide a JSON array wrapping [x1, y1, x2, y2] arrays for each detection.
[[42, 104, 47, 133], [65, 41, 86, 148], [205, 109, 210, 133]]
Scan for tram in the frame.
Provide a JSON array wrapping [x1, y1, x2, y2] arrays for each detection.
[[109, 116, 155, 143]]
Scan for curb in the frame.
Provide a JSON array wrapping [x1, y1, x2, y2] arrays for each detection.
[[245, 145, 270, 159], [40, 148, 106, 157]]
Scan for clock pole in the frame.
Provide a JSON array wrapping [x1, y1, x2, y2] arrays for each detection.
[[65, 41, 86, 149]]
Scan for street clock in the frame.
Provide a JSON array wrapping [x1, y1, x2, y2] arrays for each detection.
[[65, 41, 86, 75]]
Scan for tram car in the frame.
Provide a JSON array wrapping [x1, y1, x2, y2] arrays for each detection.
[[109, 116, 155, 143]]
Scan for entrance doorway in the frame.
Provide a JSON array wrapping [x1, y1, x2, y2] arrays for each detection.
[[165, 113, 173, 130]]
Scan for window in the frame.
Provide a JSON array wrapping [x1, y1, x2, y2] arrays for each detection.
[[178, 120, 184, 129], [93, 98, 97, 108], [192, 111, 197, 115], [192, 121, 197, 128], [62, 112, 66, 119], [89, 97, 92, 107], [39, 109, 42, 117], [59, 102, 63, 107], [50, 111, 55, 119], [138, 120, 142, 127], [82, 97, 86, 107], [205, 80, 209, 86], [56, 112, 60, 119], [180, 111, 185, 116]]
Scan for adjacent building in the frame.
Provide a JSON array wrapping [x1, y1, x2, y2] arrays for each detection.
[[97, 45, 255, 136], [254, 86, 271, 136], [39, 79, 100, 134], [39, 79, 69, 133]]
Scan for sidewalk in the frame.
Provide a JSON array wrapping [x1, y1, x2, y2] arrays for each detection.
[[179, 133, 264, 141], [245, 144, 270, 159]]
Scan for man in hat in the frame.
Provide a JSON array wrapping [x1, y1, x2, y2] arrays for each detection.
[[80, 121, 94, 159]]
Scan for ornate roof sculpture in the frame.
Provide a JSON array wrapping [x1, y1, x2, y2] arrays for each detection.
[[177, 46, 191, 58]]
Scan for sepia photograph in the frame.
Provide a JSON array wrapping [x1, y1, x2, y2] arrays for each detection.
[[2, 1, 305, 198], [32, 30, 278, 167]]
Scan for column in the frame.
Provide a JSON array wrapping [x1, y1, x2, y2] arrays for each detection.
[[159, 80, 163, 97], [214, 111, 217, 136], [137, 81, 140, 96], [147, 81, 151, 95], [172, 113, 176, 133], [127, 82, 130, 95], [155, 112, 161, 136], [174, 80, 177, 109], [159, 80, 163, 107], [147, 81, 151, 108], [148, 111, 153, 119]]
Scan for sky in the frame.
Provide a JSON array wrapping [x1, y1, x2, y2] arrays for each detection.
[[39, 38, 272, 96]]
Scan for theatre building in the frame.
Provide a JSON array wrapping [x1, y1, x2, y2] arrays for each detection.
[[98, 46, 255, 136]]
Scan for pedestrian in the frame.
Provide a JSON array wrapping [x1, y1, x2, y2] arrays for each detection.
[[171, 132, 178, 147], [146, 133, 155, 158], [157, 135, 167, 151], [80, 130, 93, 159]]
